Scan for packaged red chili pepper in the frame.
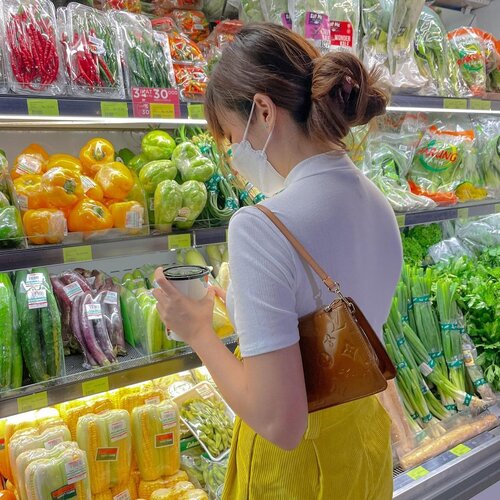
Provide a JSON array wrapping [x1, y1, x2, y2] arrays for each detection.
[[1, 0, 65, 95], [148, 0, 203, 17], [170, 9, 209, 43], [173, 63, 208, 102], [62, 3, 125, 98], [103, 0, 142, 14]]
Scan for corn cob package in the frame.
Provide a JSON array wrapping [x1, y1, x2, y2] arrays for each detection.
[[76, 410, 132, 495], [174, 382, 234, 461], [24, 447, 91, 500], [138, 470, 189, 499], [132, 400, 180, 481]]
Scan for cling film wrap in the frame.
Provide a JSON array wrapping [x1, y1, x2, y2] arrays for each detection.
[[2, 0, 65, 96], [171, 9, 210, 43], [328, 0, 360, 54], [260, 0, 291, 29], [448, 28, 487, 97], [0, 8, 8, 93], [361, 132, 436, 212], [456, 213, 500, 251], [387, 0, 427, 92], [173, 64, 208, 102], [239, 0, 265, 23], [24, 446, 91, 500], [199, 454, 228, 497], [290, 0, 330, 54], [361, 0, 391, 85], [112, 11, 176, 96], [65, 3, 124, 98], [174, 382, 234, 461]]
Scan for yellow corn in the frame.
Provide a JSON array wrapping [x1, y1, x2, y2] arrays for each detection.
[[179, 489, 209, 500], [58, 401, 88, 440], [138, 471, 189, 499], [150, 481, 195, 499], [93, 491, 114, 500], [107, 410, 132, 488], [90, 396, 114, 415]]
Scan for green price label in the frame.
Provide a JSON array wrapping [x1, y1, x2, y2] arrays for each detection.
[[82, 377, 109, 397], [396, 214, 406, 228], [443, 98, 467, 110], [495, 203, 500, 214], [450, 443, 471, 457], [407, 466, 429, 481], [100, 101, 128, 118], [470, 99, 491, 111], [167, 233, 192, 250], [457, 208, 468, 219], [63, 245, 93, 264], [187, 103, 205, 120], [17, 391, 48, 413], [27, 99, 60, 117]]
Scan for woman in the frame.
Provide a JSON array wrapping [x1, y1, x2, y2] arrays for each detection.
[[153, 23, 402, 499]]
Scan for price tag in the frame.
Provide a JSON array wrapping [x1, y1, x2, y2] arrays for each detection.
[[187, 103, 205, 119], [450, 443, 471, 457], [396, 214, 405, 228], [82, 377, 109, 397], [407, 465, 429, 480], [27, 99, 59, 116], [443, 98, 467, 110], [495, 203, 500, 214], [131, 87, 181, 118], [63, 245, 93, 263], [457, 207, 468, 219], [470, 99, 491, 111], [150, 103, 175, 119], [85, 303, 102, 320], [100, 101, 129, 118], [167, 233, 191, 250], [17, 391, 48, 413]]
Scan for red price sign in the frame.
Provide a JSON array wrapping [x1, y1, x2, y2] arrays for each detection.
[[131, 88, 181, 119]]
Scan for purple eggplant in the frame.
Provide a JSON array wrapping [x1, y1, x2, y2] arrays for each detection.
[[50, 275, 72, 355], [80, 293, 110, 366]]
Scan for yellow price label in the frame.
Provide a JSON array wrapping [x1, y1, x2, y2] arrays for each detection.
[[443, 98, 467, 110], [457, 208, 468, 219], [450, 444, 471, 457], [470, 99, 491, 111], [17, 391, 48, 413], [150, 103, 175, 119], [167, 233, 192, 250], [100, 101, 128, 118], [27, 99, 59, 116], [396, 214, 405, 228], [407, 466, 429, 481], [187, 103, 205, 120], [82, 377, 109, 397], [63, 245, 93, 264]]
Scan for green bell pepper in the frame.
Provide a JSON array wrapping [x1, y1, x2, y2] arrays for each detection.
[[118, 148, 136, 166], [171, 142, 200, 163], [175, 180, 208, 230], [139, 160, 178, 194], [154, 179, 183, 232], [142, 130, 176, 161], [172, 142, 215, 183], [0, 192, 10, 209], [0, 207, 23, 246], [128, 153, 150, 174]]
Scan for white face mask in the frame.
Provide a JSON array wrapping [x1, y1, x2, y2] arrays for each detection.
[[230, 101, 285, 197]]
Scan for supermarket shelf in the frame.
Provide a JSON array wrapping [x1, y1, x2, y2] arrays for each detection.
[[394, 422, 500, 499], [0, 225, 228, 272], [0, 336, 238, 418], [388, 94, 500, 114], [430, 0, 491, 10], [396, 198, 500, 228]]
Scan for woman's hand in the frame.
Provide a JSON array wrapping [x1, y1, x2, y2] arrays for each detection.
[[152, 267, 216, 347]]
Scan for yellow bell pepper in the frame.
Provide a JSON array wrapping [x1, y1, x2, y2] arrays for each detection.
[[21, 144, 49, 162], [13, 175, 45, 211], [455, 182, 488, 201], [23, 208, 66, 245], [109, 201, 144, 233], [81, 175, 104, 202], [68, 199, 113, 233], [95, 162, 134, 200], [45, 154, 82, 173], [11, 153, 45, 180], [41, 167, 84, 208], [79, 138, 115, 177]]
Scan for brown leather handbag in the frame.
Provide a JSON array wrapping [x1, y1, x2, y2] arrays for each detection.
[[256, 205, 396, 413]]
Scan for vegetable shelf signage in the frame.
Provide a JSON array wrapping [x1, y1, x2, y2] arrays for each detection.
[[131, 88, 181, 119]]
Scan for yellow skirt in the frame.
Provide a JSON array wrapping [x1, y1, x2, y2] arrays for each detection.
[[222, 395, 393, 500]]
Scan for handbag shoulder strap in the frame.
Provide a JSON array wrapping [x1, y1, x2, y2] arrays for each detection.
[[255, 204, 339, 294]]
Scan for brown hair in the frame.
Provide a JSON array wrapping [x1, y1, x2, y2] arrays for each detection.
[[205, 23, 387, 149]]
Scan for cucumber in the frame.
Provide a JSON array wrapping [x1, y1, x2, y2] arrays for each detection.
[[33, 268, 63, 378], [14, 270, 49, 383], [0, 273, 13, 390], [7, 272, 22, 388]]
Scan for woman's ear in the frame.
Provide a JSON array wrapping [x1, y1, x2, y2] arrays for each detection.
[[254, 93, 276, 131]]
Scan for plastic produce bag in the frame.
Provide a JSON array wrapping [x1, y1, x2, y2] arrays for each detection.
[[62, 3, 124, 98], [103, 0, 142, 13], [290, 0, 330, 54], [456, 214, 500, 252], [199, 454, 228, 498], [387, 0, 427, 92], [174, 64, 208, 102], [261, 0, 292, 28], [171, 9, 209, 43], [239, 0, 265, 23], [328, 0, 360, 54], [2, 0, 65, 95], [428, 237, 475, 264], [112, 11, 176, 95], [0, 27, 9, 93]]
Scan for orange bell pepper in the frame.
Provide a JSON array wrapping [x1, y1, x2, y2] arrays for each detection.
[[41, 167, 84, 208], [21, 144, 49, 162], [81, 175, 104, 202], [109, 201, 144, 232], [79, 138, 115, 177], [13, 175, 45, 211], [23, 208, 66, 245], [94, 162, 134, 200], [11, 153, 46, 180], [68, 199, 113, 232], [45, 154, 82, 173]]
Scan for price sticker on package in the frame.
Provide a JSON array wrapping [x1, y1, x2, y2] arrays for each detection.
[[85, 303, 102, 320], [131, 87, 181, 119]]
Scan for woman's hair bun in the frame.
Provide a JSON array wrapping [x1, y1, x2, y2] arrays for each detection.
[[308, 52, 388, 147]]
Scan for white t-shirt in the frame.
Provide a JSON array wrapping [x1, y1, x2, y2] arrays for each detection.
[[226, 152, 403, 358]]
